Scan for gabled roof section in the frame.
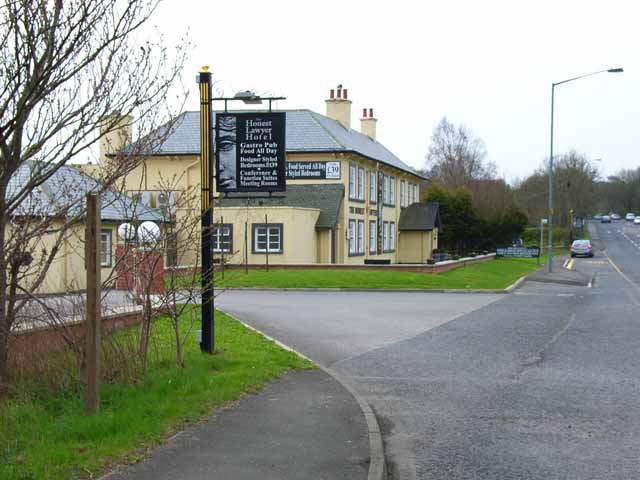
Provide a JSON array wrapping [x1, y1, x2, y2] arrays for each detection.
[[218, 183, 344, 229], [132, 110, 425, 179], [398, 202, 441, 231], [8, 161, 163, 223]]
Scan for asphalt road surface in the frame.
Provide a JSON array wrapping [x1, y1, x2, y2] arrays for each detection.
[[218, 222, 640, 479]]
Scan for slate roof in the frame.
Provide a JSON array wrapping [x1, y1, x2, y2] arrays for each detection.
[[8, 161, 163, 223], [398, 202, 441, 231], [218, 184, 344, 229], [133, 110, 426, 179]]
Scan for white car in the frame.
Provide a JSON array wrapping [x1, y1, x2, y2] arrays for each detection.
[[626, 213, 636, 222], [634, 217, 640, 225]]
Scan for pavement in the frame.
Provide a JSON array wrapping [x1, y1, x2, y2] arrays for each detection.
[[103, 369, 369, 480], [525, 253, 593, 286]]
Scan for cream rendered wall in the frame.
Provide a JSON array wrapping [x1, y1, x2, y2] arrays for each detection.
[[13, 222, 118, 295], [317, 229, 331, 263], [397, 231, 427, 263], [213, 206, 320, 265]]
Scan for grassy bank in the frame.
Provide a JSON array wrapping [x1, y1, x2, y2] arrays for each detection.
[[0, 310, 313, 480], [200, 257, 547, 290]]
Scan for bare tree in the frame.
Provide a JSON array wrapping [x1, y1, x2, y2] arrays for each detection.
[[425, 117, 496, 190], [0, 0, 188, 383]]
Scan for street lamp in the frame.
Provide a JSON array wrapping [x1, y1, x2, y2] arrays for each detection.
[[547, 67, 623, 272]]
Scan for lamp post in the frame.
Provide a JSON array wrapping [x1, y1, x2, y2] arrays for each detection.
[[547, 67, 623, 272]]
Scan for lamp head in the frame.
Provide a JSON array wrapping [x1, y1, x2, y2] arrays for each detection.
[[607, 67, 624, 73]]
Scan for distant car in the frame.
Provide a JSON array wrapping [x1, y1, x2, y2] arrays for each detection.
[[634, 217, 640, 225], [626, 213, 636, 222], [611, 213, 621, 220], [601, 215, 611, 223], [570, 239, 594, 258], [594, 214, 603, 220]]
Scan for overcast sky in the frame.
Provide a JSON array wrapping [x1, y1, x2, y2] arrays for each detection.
[[151, 0, 638, 182]]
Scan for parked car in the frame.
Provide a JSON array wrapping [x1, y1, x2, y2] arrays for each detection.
[[601, 215, 611, 223], [611, 213, 621, 220], [626, 213, 636, 222], [634, 217, 640, 225], [594, 214, 603, 220], [570, 239, 594, 258]]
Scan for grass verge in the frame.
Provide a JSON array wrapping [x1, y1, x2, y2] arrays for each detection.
[[0, 309, 313, 480], [178, 257, 550, 291]]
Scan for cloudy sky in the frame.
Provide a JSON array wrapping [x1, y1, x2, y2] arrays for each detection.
[[151, 0, 638, 181]]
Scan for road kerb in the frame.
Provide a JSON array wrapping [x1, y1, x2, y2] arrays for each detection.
[[226, 311, 387, 480]]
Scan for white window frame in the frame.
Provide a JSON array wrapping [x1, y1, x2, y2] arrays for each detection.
[[348, 219, 357, 255], [389, 176, 396, 205], [369, 171, 376, 203], [369, 220, 376, 253], [349, 164, 357, 199], [390, 222, 396, 251], [383, 175, 389, 204], [253, 224, 283, 253], [383, 221, 389, 251], [100, 230, 112, 267], [213, 224, 233, 253], [414, 184, 419, 203], [358, 167, 365, 200], [400, 180, 406, 208], [357, 220, 365, 254]]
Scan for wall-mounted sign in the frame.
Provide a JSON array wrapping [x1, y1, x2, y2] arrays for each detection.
[[496, 246, 540, 258], [377, 171, 384, 254], [215, 112, 286, 192], [286, 161, 341, 180]]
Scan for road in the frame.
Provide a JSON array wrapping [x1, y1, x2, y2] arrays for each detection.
[[218, 221, 640, 479]]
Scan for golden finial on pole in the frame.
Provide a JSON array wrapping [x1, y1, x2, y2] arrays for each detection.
[[201, 65, 210, 72]]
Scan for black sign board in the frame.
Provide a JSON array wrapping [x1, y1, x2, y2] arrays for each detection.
[[286, 161, 341, 180], [496, 246, 540, 258], [377, 171, 384, 253], [215, 112, 286, 192]]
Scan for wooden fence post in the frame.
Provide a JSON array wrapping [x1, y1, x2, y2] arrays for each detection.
[[85, 193, 101, 413]]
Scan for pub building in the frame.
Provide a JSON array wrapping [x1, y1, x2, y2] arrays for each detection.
[[100, 86, 440, 267]]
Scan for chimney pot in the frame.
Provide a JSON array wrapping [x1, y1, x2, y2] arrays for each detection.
[[330, 89, 335, 99], [343, 89, 348, 99], [369, 108, 373, 118], [362, 108, 367, 118], [337, 88, 342, 99]]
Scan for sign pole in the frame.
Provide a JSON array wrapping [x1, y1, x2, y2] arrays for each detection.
[[198, 67, 214, 354]]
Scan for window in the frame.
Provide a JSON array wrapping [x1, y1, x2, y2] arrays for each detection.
[[408, 183, 415, 204], [253, 224, 283, 253], [389, 176, 396, 205], [349, 164, 357, 199], [348, 219, 356, 255], [383, 222, 389, 251], [369, 171, 376, 203], [383, 175, 389, 204], [358, 168, 365, 200], [369, 221, 376, 253], [390, 222, 396, 251], [100, 230, 112, 267], [400, 181, 406, 208], [166, 232, 178, 266], [358, 220, 365, 254], [414, 184, 419, 203], [213, 224, 233, 253]]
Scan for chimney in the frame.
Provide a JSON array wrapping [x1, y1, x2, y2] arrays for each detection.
[[99, 114, 133, 162], [360, 107, 377, 140], [325, 85, 352, 129]]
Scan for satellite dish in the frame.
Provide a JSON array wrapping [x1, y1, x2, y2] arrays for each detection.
[[137, 221, 160, 244], [117, 223, 136, 241]]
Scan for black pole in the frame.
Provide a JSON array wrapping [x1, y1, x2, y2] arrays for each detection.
[[198, 67, 214, 354]]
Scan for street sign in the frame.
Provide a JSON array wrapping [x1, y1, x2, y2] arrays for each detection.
[[496, 246, 540, 258]]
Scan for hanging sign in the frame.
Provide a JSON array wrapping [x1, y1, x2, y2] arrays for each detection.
[[216, 112, 286, 192]]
